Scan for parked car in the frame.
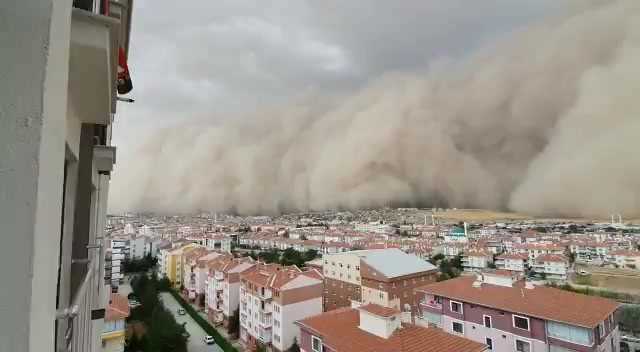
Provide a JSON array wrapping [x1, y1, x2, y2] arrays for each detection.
[[204, 335, 215, 345], [177, 308, 186, 315]]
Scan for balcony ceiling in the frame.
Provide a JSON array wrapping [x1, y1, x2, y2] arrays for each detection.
[[68, 9, 119, 125]]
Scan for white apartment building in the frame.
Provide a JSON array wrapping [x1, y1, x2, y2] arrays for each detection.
[[129, 235, 146, 260], [608, 250, 640, 269], [239, 265, 323, 352], [494, 253, 529, 272], [531, 254, 570, 282], [206, 257, 256, 325], [462, 251, 494, 272], [1, 1, 134, 351], [511, 244, 566, 261]]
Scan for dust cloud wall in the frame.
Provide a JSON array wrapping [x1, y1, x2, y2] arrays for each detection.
[[110, 0, 640, 218]]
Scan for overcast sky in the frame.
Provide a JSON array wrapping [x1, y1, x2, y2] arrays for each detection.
[[112, 0, 565, 150]]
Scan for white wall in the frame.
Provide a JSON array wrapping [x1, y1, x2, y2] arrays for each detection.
[[0, 1, 72, 351], [323, 253, 361, 285], [277, 297, 322, 351]]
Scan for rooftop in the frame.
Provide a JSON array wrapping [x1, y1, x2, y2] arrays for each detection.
[[416, 276, 619, 328], [297, 308, 486, 352], [351, 248, 437, 278]]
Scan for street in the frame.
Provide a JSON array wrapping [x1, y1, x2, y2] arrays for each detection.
[[160, 292, 224, 352]]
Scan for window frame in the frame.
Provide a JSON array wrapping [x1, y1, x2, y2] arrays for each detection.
[[311, 335, 323, 352], [483, 315, 492, 328], [512, 314, 530, 331], [452, 320, 464, 334], [514, 338, 531, 352], [450, 300, 464, 314], [485, 337, 493, 350]]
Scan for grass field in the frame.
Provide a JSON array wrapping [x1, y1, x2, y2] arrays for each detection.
[[432, 209, 532, 222]]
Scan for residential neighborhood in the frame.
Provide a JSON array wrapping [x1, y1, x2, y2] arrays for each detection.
[[102, 210, 640, 352]]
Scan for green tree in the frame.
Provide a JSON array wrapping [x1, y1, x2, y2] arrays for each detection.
[[287, 338, 301, 352]]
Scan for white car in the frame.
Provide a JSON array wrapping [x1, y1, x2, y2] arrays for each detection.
[[204, 335, 215, 345], [177, 308, 186, 315]]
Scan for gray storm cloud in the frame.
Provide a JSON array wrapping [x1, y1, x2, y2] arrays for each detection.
[[110, 0, 640, 218]]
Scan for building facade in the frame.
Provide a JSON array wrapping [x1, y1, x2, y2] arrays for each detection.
[[322, 249, 438, 312], [239, 264, 323, 351], [416, 272, 620, 352], [0, 1, 134, 351]]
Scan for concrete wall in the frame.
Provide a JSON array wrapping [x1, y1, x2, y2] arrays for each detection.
[[278, 297, 323, 351], [0, 1, 72, 351]]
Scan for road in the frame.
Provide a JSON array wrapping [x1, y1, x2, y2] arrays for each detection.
[[160, 292, 224, 352]]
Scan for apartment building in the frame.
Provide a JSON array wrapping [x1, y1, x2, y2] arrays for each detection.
[[1, 1, 134, 351], [163, 243, 200, 285], [494, 253, 529, 273], [511, 244, 566, 262], [608, 250, 640, 269], [416, 271, 620, 352], [101, 294, 130, 352], [182, 247, 210, 300], [295, 304, 487, 352], [207, 256, 255, 326], [530, 254, 569, 282], [322, 248, 438, 313], [239, 265, 323, 351], [462, 250, 494, 272]]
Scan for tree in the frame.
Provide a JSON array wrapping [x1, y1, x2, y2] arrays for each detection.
[[430, 253, 445, 263], [227, 309, 240, 338], [287, 338, 301, 352]]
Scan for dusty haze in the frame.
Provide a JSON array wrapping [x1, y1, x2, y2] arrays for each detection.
[[110, 0, 640, 217]]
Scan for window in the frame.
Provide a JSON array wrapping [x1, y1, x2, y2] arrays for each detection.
[[515, 339, 531, 352], [311, 336, 323, 352], [452, 321, 464, 334], [483, 315, 492, 328], [355, 265, 360, 270], [485, 337, 493, 350], [450, 301, 463, 314], [513, 315, 530, 331], [379, 292, 384, 300]]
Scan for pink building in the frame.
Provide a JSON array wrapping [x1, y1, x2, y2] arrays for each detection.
[[416, 272, 620, 352]]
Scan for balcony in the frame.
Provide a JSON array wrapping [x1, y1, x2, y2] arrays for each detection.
[[258, 330, 272, 344], [420, 298, 443, 310], [258, 289, 272, 300], [259, 313, 272, 327]]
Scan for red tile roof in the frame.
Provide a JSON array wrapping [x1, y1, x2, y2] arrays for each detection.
[[496, 253, 529, 260], [416, 276, 619, 328], [297, 308, 486, 352], [536, 254, 568, 263], [359, 304, 400, 318], [105, 293, 130, 322]]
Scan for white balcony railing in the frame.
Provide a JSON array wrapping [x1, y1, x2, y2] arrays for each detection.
[[56, 261, 96, 352]]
